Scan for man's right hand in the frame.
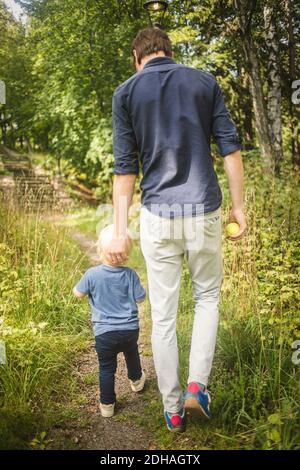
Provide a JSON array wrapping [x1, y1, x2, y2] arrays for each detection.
[[106, 237, 129, 265]]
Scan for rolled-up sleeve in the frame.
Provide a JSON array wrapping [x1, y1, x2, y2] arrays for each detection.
[[212, 81, 242, 157], [113, 89, 139, 175]]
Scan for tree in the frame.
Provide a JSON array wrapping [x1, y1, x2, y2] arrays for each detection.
[[263, 2, 283, 172], [1, 0, 299, 180], [284, 0, 300, 165], [9, 0, 145, 176], [234, 0, 275, 171]]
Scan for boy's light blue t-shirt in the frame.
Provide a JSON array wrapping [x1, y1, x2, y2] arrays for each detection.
[[75, 264, 146, 337]]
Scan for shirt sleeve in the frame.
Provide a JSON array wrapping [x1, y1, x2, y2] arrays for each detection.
[[132, 271, 146, 302], [212, 81, 242, 157], [112, 89, 139, 175], [75, 271, 91, 295]]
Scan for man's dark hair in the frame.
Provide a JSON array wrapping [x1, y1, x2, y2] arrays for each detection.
[[132, 27, 172, 65]]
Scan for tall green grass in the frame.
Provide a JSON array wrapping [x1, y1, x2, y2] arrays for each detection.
[[0, 202, 91, 449]]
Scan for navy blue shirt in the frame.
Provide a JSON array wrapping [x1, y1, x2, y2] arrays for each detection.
[[75, 265, 146, 337], [113, 56, 241, 216]]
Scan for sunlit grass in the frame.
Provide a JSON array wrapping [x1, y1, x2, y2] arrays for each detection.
[[0, 201, 91, 449]]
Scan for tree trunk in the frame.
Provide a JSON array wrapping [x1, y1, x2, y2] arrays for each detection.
[[264, 4, 283, 174], [57, 156, 61, 176], [243, 74, 254, 147], [285, 0, 300, 166], [234, 0, 274, 171], [243, 36, 274, 170], [25, 137, 33, 154]]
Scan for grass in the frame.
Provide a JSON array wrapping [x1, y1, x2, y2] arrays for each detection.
[[60, 155, 300, 450], [59, 207, 102, 236], [0, 201, 92, 449]]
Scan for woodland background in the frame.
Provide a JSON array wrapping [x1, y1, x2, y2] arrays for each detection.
[[0, 0, 299, 450]]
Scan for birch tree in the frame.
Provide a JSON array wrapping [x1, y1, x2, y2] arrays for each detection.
[[264, 2, 283, 173], [234, 0, 274, 171]]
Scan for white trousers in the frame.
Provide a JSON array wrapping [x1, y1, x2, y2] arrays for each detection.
[[140, 207, 223, 413]]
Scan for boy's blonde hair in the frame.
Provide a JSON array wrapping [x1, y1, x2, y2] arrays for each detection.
[[97, 224, 132, 262]]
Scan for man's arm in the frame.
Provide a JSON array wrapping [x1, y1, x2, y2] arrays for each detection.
[[224, 150, 247, 241], [106, 174, 136, 265], [106, 87, 139, 265], [211, 79, 246, 240]]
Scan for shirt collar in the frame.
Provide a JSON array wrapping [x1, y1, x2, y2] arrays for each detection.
[[143, 56, 176, 69], [102, 264, 125, 272]]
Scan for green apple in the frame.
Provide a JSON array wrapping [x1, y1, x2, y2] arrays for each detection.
[[226, 222, 240, 237]]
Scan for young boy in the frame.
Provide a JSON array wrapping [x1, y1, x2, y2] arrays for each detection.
[[73, 225, 146, 418]]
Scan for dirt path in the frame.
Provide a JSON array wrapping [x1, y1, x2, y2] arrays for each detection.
[[70, 230, 100, 265], [49, 220, 158, 450]]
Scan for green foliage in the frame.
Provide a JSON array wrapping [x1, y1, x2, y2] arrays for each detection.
[[0, 2, 33, 147], [2, 0, 299, 184], [30, 431, 52, 450], [0, 203, 91, 449], [1, 0, 145, 175], [86, 118, 114, 200]]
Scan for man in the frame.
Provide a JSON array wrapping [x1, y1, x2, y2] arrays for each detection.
[[107, 27, 246, 432]]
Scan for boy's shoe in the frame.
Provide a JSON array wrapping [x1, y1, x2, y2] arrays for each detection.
[[99, 402, 115, 418], [164, 409, 186, 433], [184, 382, 211, 419], [130, 371, 146, 392]]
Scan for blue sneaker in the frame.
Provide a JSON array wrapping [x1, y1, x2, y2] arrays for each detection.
[[184, 382, 211, 419], [164, 409, 186, 433]]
